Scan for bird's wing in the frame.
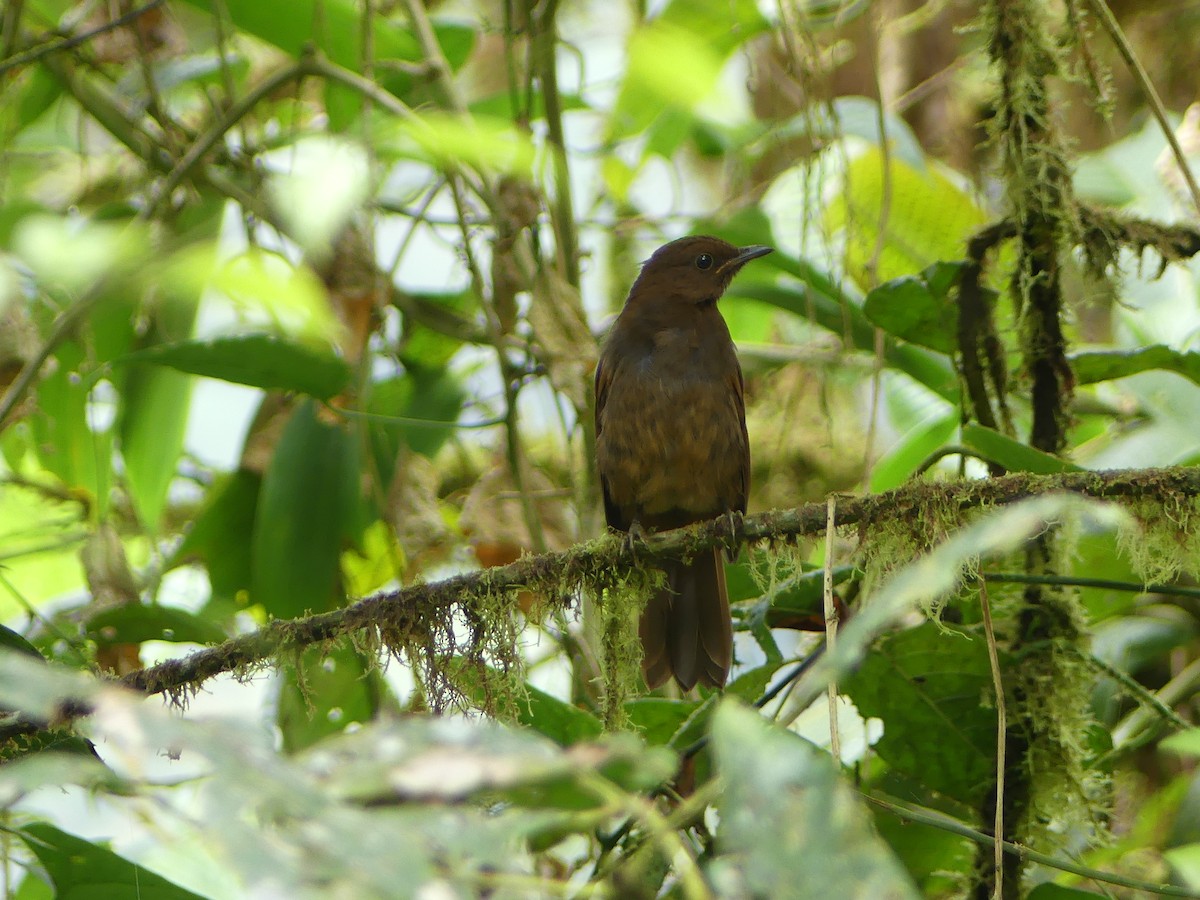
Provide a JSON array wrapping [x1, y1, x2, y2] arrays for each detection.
[[732, 360, 750, 514], [594, 351, 627, 530]]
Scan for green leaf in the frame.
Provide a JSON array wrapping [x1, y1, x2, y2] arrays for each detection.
[[19, 823, 207, 900], [173, 469, 260, 605], [364, 368, 466, 488], [277, 642, 388, 754], [30, 339, 112, 515], [1165, 843, 1200, 889], [119, 297, 198, 531], [825, 148, 987, 286], [376, 113, 536, 174], [871, 807, 974, 896], [785, 497, 1127, 718], [608, 0, 768, 145], [1162, 728, 1200, 757], [11, 65, 64, 135], [518, 684, 604, 747], [252, 400, 362, 617], [1071, 345, 1200, 387], [623, 697, 700, 747], [863, 261, 974, 354], [870, 411, 958, 492], [842, 623, 997, 805], [1027, 885, 1106, 899], [12, 215, 150, 294], [174, 0, 473, 100], [0, 625, 44, 659], [962, 424, 1085, 474], [85, 604, 226, 646], [741, 274, 958, 402], [117, 334, 351, 400], [711, 701, 920, 898]]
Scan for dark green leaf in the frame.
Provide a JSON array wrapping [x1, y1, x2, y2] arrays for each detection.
[[364, 369, 466, 489], [963, 424, 1084, 474], [117, 334, 351, 400], [31, 339, 113, 515], [623, 697, 700, 747], [173, 469, 260, 604], [0, 625, 43, 660], [842, 623, 996, 805], [1071, 345, 1200, 387], [19, 823, 207, 900], [278, 642, 388, 753], [741, 275, 958, 402], [252, 400, 362, 617], [85, 604, 227, 646], [864, 275, 956, 353], [176, 0, 472, 117], [711, 701, 919, 898], [119, 298, 197, 531], [518, 683, 603, 746], [1027, 886, 1105, 899]]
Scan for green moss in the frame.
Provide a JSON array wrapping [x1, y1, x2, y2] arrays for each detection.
[[596, 567, 660, 732], [857, 488, 962, 619], [1116, 496, 1200, 584]]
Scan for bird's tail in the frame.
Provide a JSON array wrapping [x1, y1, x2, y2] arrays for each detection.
[[639, 547, 732, 691]]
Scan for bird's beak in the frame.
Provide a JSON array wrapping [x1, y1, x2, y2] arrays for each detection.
[[718, 244, 774, 276]]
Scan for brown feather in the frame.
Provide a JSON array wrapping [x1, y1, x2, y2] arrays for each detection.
[[593, 235, 771, 692]]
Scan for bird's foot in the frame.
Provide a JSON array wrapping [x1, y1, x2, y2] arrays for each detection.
[[721, 510, 744, 559], [624, 520, 647, 565]]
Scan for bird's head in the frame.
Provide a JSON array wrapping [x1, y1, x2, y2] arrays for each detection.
[[627, 235, 774, 310]]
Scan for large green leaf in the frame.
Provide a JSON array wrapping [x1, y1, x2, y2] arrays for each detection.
[[608, 0, 769, 147], [742, 278, 958, 401], [711, 701, 920, 899], [119, 300, 197, 531], [364, 368, 466, 489], [963, 424, 1085, 475], [842, 623, 997, 805], [826, 148, 988, 286], [117, 335, 351, 400], [30, 339, 112, 515], [864, 261, 975, 354], [19, 823, 206, 900], [172, 469, 260, 605], [175, 1, 472, 86], [517, 683, 604, 747], [277, 642, 389, 754], [1071, 345, 1200, 387], [252, 400, 362, 617], [85, 604, 227, 646]]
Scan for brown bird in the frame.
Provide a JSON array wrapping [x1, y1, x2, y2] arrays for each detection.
[[594, 235, 773, 691]]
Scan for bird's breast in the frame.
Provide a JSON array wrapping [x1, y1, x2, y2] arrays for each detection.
[[596, 323, 746, 522]]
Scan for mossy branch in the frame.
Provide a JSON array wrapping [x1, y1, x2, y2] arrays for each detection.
[[112, 465, 1200, 701]]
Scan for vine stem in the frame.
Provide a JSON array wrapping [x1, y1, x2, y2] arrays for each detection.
[[823, 497, 841, 764], [865, 792, 1200, 898], [1086, 0, 1200, 218], [978, 579, 1005, 900]]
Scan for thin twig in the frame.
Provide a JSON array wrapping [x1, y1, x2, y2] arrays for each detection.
[[983, 571, 1200, 600], [978, 579, 1005, 900], [865, 792, 1200, 898], [1087, 0, 1200, 218], [0, 0, 165, 77], [823, 497, 841, 764]]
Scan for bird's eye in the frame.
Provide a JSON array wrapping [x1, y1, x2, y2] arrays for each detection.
[[695, 253, 714, 270]]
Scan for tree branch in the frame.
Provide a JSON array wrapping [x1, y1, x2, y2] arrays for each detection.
[[112, 465, 1200, 700]]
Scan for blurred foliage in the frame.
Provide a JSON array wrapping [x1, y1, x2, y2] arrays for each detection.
[[3, 0, 1200, 897]]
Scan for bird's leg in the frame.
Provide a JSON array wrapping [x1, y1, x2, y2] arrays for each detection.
[[624, 519, 647, 565], [721, 509, 744, 559]]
